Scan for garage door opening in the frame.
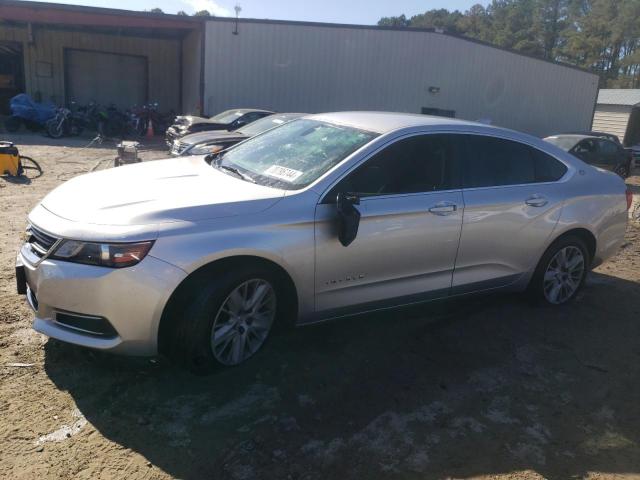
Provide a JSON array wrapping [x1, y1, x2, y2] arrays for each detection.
[[64, 48, 148, 110], [0, 42, 24, 114]]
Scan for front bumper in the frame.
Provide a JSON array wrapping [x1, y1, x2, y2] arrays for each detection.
[[19, 251, 187, 356]]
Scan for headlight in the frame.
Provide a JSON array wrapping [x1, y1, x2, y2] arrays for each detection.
[[189, 144, 224, 156], [50, 240, 154, 268]]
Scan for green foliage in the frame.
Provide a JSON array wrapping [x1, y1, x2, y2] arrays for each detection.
[[378, 0, 640, 87], [193, 10, 212, 17], [149, 7, 163, 13]]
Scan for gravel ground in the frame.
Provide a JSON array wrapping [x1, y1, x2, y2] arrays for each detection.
[[2, 133, 640, 480]]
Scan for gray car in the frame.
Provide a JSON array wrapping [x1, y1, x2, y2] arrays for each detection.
[[170, 113, 306, 156], [16, 112, 629, 370]]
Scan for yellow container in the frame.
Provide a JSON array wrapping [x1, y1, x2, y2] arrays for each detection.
[[0, 141, 20, 176]]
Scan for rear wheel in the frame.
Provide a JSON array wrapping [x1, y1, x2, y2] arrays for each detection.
[[170, 265, 281, 372], [529, 235, 589, 305]]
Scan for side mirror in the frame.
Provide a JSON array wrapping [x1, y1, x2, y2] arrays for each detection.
[[336, 192, 361, 247]]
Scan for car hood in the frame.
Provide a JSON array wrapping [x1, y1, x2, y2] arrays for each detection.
[[175, 115, 208, 126], [180, 130, 249, 146], [40, 157, 286, 226]]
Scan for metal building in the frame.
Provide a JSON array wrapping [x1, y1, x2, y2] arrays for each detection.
[[0, 1, 202, 114], [203, 18, 599, 137], [1, 2, 600, 138], [592, 89, 640, 146]]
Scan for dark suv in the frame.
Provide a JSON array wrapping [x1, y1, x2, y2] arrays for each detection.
[[544, 134, 632, 178]]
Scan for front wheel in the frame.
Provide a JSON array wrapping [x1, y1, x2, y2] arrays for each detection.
[[614, 164, 630, 178], [171, 266, 281, 372], [46, 119, 64, 138], [529, 235, 589, 305]]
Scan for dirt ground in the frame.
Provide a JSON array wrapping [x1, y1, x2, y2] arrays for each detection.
[[2, 132, 640, 480]]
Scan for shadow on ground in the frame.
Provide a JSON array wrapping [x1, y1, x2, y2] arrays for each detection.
[[44, 272, 640, 479]]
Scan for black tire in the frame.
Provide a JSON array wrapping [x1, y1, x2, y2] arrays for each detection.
[[5, 116, 21, 132], [169, 264, 284, 373], [614, 164, 630, 178], [46, 119, 64, 139], [528, 235, 590, 305]]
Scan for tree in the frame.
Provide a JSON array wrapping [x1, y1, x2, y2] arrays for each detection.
[[409, 9, 465, 34], [193, 10, 212, 17], [149, 7, 163, 13], [377, 0, 640, 88], [176, 10, 188, 16], [378, 15, 410, 27]]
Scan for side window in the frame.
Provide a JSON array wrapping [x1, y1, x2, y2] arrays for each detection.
[[574, 139, 597, 156], [464, 136, 535, 188], [532, 149, 567, 182], [464, 136, 566, 188], [237, 112, 263, 126], [598, 139, 618, 156], [337, 134, 457, 197]]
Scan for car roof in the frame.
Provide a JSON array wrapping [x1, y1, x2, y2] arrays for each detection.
[[270, 112, 307, 119], [562, 131, 619, 140], [545, 134, 597, 142], [234, 108, 274, 114], [306, 111, 486, 134]]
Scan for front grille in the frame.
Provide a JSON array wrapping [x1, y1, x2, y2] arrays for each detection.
[[55, 312, 118, 338], [27, 224, 58, 258]]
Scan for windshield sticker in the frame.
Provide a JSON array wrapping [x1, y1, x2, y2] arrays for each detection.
[[263, 165, 303, 182]]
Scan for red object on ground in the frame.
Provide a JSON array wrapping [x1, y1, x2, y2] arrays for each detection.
[[146, 120, 154, 138]]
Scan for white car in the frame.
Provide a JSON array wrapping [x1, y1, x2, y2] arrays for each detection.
[[16, 112, 629, 370]]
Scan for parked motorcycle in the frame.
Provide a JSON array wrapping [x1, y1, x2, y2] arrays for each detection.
[[46, 102, 88, 138], [5, 94, 55, 133], [128, 102, 174, 137]]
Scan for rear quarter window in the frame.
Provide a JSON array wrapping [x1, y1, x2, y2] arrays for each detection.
[[464, 136, 566, 188], [533, 149, 567, 182]]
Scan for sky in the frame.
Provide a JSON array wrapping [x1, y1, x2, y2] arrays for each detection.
[[33, 0, 483, 24]]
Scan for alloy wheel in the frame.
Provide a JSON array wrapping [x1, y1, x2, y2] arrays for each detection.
[[210, 279, 276, 365], [543, 246, 585, 304]]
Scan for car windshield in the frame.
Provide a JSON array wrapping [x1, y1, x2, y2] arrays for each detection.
[[209, 110, 245, 124], [544, 136, 580, 151], [237, 115, 301, 136], [214, 119, 377, 190]]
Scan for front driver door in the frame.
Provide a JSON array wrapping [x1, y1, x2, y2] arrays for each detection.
[[571, 139, 599, 167], [314, 133, 464, 316]]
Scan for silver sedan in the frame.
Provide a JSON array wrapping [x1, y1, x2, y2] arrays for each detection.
[[16, 112, 629, 370]]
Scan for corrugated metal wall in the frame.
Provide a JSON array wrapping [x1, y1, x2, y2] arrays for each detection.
[[181, 29, 202, 115], [204, 21, 599, 137], [0, 24, 181, 110], [592, 104, 632, 142]]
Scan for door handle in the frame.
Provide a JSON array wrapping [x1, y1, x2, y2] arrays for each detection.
[[525, 195, 548, 207], [429, 202, 457, 215]]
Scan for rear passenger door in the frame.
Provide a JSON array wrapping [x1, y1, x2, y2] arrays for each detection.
[[452, 135, 568, 293]]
